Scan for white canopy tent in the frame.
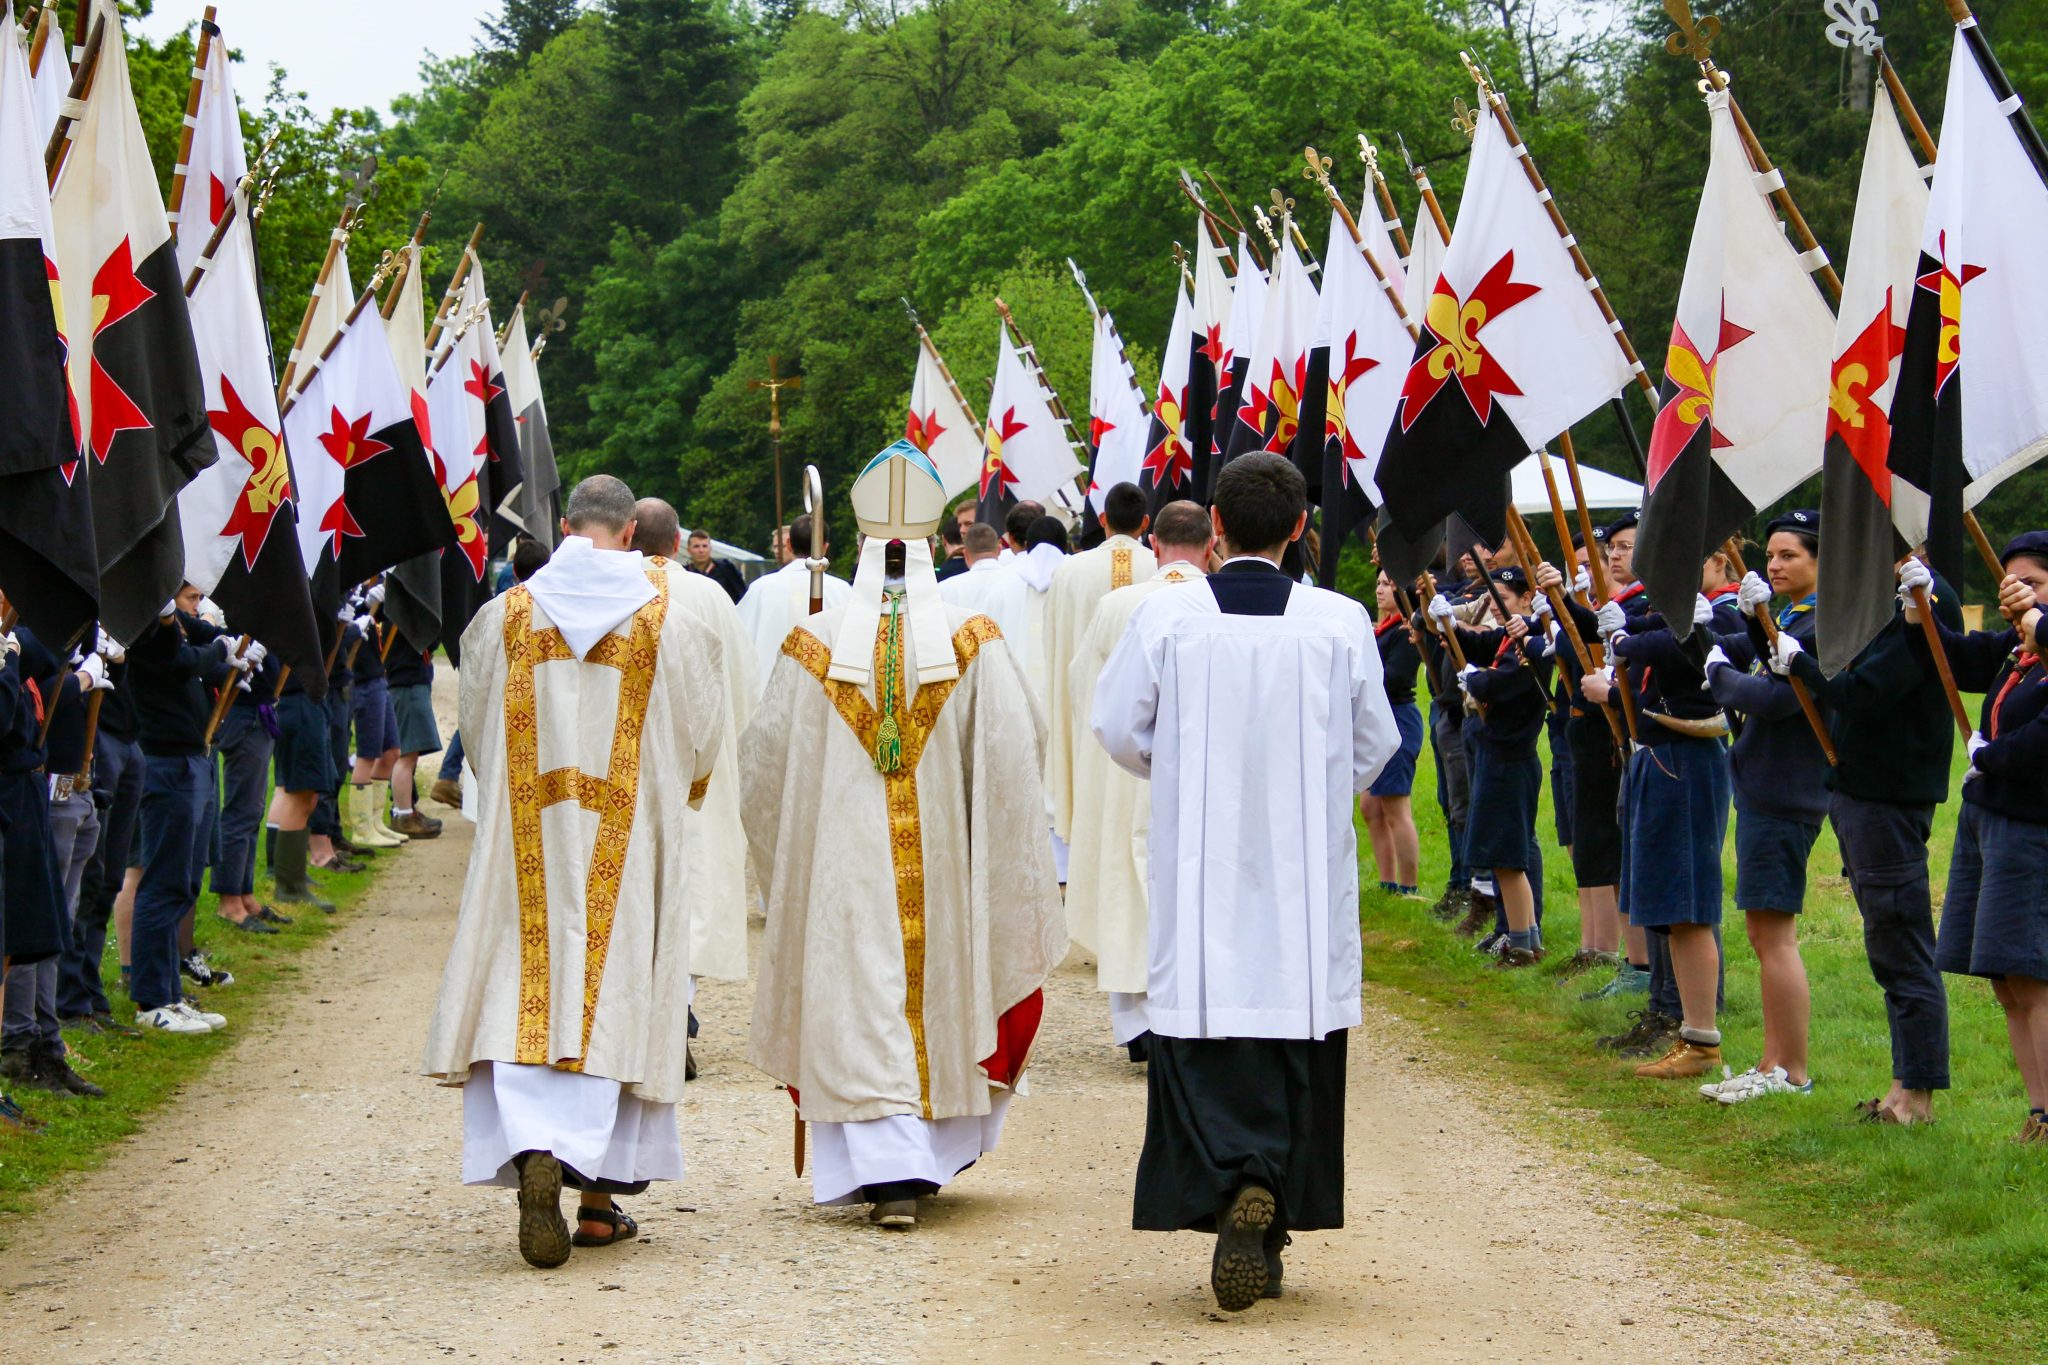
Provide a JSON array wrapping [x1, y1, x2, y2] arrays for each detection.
[[1510, 453, 1640, 515]]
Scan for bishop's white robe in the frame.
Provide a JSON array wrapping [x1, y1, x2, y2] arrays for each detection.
[[736, 559, 853, 694], [1062, 563, 1201, 1040], [742, 604, 1067, 1204], [424, 557, 725, 1189], [1044, 534, 1156, 839], [650, 557, 758, 981], [1090, 563, 1399, 1040]]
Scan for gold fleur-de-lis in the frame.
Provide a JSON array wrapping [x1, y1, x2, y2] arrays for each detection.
[[1357, 133, 1383, 180], [1451, 97, 1479, 140], [1302, 146, 1334, 192], [1664, 0, 1722, 65]]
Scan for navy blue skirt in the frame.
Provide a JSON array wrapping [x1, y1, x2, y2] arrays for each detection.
[[1368, 701, 1424, 798], [1938, 801, 2048, 981], [1621, 735, 1731, 928], [1464, 747, 1542, 872]]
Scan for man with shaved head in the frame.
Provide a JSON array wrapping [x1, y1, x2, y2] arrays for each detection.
[[425, 474, 730, 1268]]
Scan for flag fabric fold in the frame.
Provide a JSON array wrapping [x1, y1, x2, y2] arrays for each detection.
[[1185, 223, 1231, 500], [1819, 84, 1928, 674], [977, 321, 1083, 518], [1636, 87, 1836, 633], [169, 19, 243, 279], [1314, 205, 1413, 582], [501, 300, 561, 548], [907, 338, 983, 501], [1207, 237, 1265, 497], [1136, 282, 1194, 514], [1084, 304, 1148, 511]]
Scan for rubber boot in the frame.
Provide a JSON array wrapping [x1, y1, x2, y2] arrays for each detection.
[[348, 784, 402, 849], [273, 828, 336, 912], [264, 824, 279, 870], [369, 778, 409, 844]]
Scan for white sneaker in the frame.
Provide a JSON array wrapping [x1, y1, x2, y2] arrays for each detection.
[[1699, 1065, 1757, 1099], [136, 1006, 211, 1035], [1716, 1065, 1812, 1104], [175, 1000, 226, 1030]]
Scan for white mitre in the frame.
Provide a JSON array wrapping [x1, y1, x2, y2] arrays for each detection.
[[828, 439, 958, 696]]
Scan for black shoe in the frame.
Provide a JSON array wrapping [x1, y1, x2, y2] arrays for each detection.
[[181, 953, 234, 989], [332, 834, 375, 859], [221, 913, 280, 935], [91, 1012, 142, 1039], [1262, 1228, 1291, 1300], [1597, 1009, 1678, 1054], [1210, 1184, 1276, 1312], [685, 1045, 698, 1082], [0, 1049, 36, 1087], [254, 905, 296, 926], [35, 1045, 103, 1099], [60, 1014, 105, 1036]]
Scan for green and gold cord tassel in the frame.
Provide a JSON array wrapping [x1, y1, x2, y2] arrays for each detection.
[[874, 589, 905, 774]]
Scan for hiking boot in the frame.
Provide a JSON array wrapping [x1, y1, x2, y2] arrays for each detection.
[[2016, 1113, 2048, 1145], [516, 1151, 572, 1268], [35, 1043, 103, 1099], [391, 810, 443, 839], [1211, 1183, 1275, 1312], [1554, 948, 1619, 981], [1596, 1009, 1676, 1054], [1581, 964, 1651, 1001], [868, 1199, 918, 1229], [429, 777, 463, 809], [0, 1048, 40, 1090], [1430, 888, 1469, 923], [1452, 895, 1494, 938], [1261, 1228, 1291, 1300], [1496, 944, 1545, 968], [1634, 1038, 1722, 1080]]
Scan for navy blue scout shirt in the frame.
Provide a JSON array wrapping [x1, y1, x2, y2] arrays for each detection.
[[1709, 603, 1827, 822], [0, 629, 63, 775], [128, 612, 236, 758], [1462, 621, 1553, 753], [1375, 614, 1421, 707], [1914, 615, 2048, 826], [1608, 593, 1743, 738]]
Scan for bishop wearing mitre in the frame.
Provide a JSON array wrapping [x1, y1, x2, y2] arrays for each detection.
[[1062, 499, 1210, 1052], [423, 476, 728, 1270], [1044, 481, 1154, 848], [743, 440, 1067, 1231]]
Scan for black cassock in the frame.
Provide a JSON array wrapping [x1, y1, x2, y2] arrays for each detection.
[[1130, 558, 1349, 1235]]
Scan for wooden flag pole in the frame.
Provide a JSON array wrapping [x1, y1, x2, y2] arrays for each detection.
[[1356, 135, 1412, 259], [1912, 580, 1976, 740], [277, 267, 404, 421], [380, 212, 434, 321], [43, 13, 105, 187], [165, 6, 218, 237], [78, 689, 103, 783], [1178, 170, 1258, 274], [26, 4, 57, 78], [1557, 432, 1643, 744], [201, 638, 250, 750], [424, 224, 486, 354], [1717, 538, 1839, 765], [1304, 148, 1417, 338], [995, 300, 1092, 508], [276, 190, 368, 401]]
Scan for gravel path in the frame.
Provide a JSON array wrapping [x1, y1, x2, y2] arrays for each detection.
[[0, 688, 1945, 1362]]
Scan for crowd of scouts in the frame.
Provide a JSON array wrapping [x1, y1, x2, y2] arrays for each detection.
[[1364, 509, 2048, 1139]]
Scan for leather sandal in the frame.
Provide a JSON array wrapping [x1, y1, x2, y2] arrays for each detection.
[[571, 1201, 639, 1247]]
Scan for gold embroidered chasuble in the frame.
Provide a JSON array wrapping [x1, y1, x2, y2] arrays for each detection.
[[742, 603, 1068, 1127], [423, 571, 727, 1106]]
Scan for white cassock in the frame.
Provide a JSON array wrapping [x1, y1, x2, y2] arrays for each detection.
[[650, 556, 758, 981], [1007, 543, 1065, 704], [736, 558, 853, 694], [1044, 534, 1155, 840], [423, 537, 726, 1190], [1090, 561, 1399, 1039], [937, 559, 1033, 662], [1062, 563, 1201, 1043], [742, 603, 1067, 1206]]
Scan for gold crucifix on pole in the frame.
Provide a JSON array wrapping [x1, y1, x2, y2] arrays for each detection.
[[749, 355, 803, 537]]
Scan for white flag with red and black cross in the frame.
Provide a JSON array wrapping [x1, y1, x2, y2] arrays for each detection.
[[1208, 236, 1265, 496], [1313, 206, 1412, 520], [1818, 84, 1928, 675], [169, 14, 243, 280], [906, 337, 983, 500], [1220, 231, 1316, 472], [1184, 222, 1232, 500], [1136, 280, 1194, 514], [1374, 96, 1633, 547], [977, 320, 1082, 519], [1635, 86, 1837, 635], [1886, 19, 2048, 584]]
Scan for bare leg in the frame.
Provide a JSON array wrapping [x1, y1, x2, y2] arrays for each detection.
[[1497, 868, 1535, 933], [1623, 920, 1648, 965], [1579, 885, 1619, 955], [1669, 923, 1721, 1036], [1997, 977, 2048, 1111], [115, 866, 141, 970], [1360, 796, 1394, 885], [1745, 909, 1809, 1083], [1387, 796, 1419, 887], [392, 754, 419, 814]]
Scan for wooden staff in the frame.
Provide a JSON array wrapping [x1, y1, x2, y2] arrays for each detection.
[[1531, 448, 1586, 603], [165, 6, 218, 238], [1911, 578, 1975, 740], [1560, 433, 1642, 744], [423, 224, 486, 354], [277, 199, 360, 401], [380, 212, 434, 321], [1178, 170, 1259, 273], [496, 290, 529, 350], [1355, 135, 1411, 259], [271, 664, 292, 702], [378, 622, 398, 663], [26, 5, 57, 78], [78, 689, 103, 783], [278, 271, 403, 420], [1718, 538, 1838, 765], [202, 637, 251, 750], [1508, 504, 1623, 744], [43, 13, 105, 187], [1303, 147, 1418, 337]]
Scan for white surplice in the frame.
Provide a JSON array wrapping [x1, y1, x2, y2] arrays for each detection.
[[1063, 564, 1200, 1035], [1090, 566, 1399, 1040], [736, 558, 853, 694], [937, 559, 1034, 662], [1044, 535, 1155, 839], [651, 556, 758, 980]]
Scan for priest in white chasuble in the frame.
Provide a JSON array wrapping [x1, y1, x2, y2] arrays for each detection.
[[735, 511, 851, 692], [1091, 453, 1399, 1312], [629, 497, 759, 987], [1045, 480, 1156, 844], [743, 440, 1067, 1231], [1062, 499, 1210, 1051], [937, 521, 1033, 655], [423, 476, 728, 1271]]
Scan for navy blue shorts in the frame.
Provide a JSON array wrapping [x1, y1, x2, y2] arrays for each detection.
[[1938, 801, 2048, 981], [390, 682, 442, 756], [271, 693, 337, 794], [1733, 805, 1821, 913], [353, 677, 393, 760], [1463, 747, 1541, 872], [1368, 701, 1424, 798], [1621, 735, 1730, 929]]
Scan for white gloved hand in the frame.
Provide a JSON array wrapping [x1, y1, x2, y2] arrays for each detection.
[[366, 583, 387, 607], [235, 674, 253, 694], [97, 629, 124, 663], [218, 636, 256, 671], [337, 603, 357, 625], [1738, 571, 1772, 616], [353, 614, 376, 638], [1595, 600, 1626, 638], [1533, 593, 1553, 619], [78, 653, 112, 692], [244, 640, 268, 670], [161, 597, 182, 619], [196, 596, 226, 629], [1572, 564, 1592, 597], [1704, 643, 1730, 672], [1456, 663, 1479, 691], [1693, 593, 1714, 627], [1770, 630, 1805, 676], [1427, 593, 1455, 624], [0, 631, 18, 660], [1964, 729, 1987, 781], [1897, 557, 1933, 615]]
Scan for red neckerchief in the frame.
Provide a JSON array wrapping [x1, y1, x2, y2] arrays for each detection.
[[24, 677, 43, 726], [1705, 584, 1738, 603], [1375, 611, 1405, 639], [1611, 579, 1646, 605], [1990, 652, 2041, 739]]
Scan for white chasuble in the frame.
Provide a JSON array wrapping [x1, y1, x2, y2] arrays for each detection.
[[423, 571, 727, 1105], [1063, 564, 1200, 1015], [1044, 535, 1156, 838], [1090, 577, 1400, 1041], [741, 604, 1067, 1126], [652, 557, 759, 981], [736, 558, 853, 695]]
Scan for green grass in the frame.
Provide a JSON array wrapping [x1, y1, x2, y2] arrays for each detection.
[[0, 808, 382, 1228], [1362, 702, 2048, 1364]]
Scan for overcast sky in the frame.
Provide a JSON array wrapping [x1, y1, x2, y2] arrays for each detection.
[[135, 1, 501, 120]]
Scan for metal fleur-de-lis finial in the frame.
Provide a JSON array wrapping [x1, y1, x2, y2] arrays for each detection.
[[532, 296, 570, 359], [1357, 133, 1383, 180], [1302, 145, 1334, 192], [1821, 0, 1883, 54], [1268, 187, 1295, 220], [1250, 203, 1279, 253], [1664, 0, 1722, 66], [1451, 97, 1479, 140], [368, 248, 400, 292]]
